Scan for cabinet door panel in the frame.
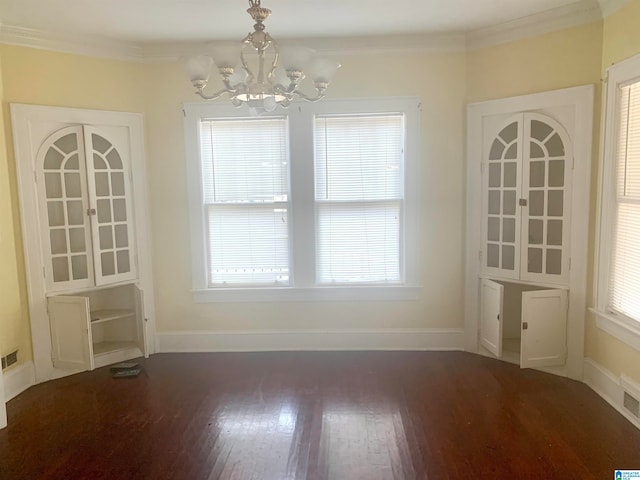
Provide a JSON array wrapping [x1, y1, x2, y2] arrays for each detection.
[[134, 285, 148, 357], [84, 126, 137, 286], [48, 295, 94, 371], [480, 279, 504, 357], [520, 289, 568, 368], [0, 349, 6, 429]]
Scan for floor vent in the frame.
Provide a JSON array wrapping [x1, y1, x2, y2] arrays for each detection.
[[623, 391, 640, 418], [1, 350, 18, 370]]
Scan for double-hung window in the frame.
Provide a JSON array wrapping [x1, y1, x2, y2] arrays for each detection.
[[595, 54, 640, 350], [184, 98, 420, 302]]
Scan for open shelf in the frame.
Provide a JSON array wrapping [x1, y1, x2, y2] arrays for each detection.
[[93, 340, 139, 357], [90, 309, 135, 324]]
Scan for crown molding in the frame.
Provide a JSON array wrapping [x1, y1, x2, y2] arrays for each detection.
[[466, 0, 603, 51], [598, 0, 632, 17], [0, 0, 610, 62], [0, 23, 145, 61]]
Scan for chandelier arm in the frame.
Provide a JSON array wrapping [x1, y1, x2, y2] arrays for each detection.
[[294, 90, 327, 102], [195, 87, 232, 101], [240, 46, 255, 84]]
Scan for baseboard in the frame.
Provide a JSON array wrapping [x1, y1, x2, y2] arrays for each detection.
[[157, 328, 465, 353], [583, 358, 640, 431], [3, 361, 36, 402]]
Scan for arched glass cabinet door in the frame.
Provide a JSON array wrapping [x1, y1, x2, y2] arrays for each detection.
[[84, 126, 137, 286], [520, 113, 572, 285], [37, 126, 94, 291]]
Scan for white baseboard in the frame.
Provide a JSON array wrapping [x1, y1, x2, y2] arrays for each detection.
[[3, 361, 36, 402], [157, 328, 465, 353], [583, 358, 640, 430]]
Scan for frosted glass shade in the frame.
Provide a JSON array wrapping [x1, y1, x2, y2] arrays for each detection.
[[211, 43, 242, 69], [184, 55, 213, 83], [308, 57, 341, 83], [278, 46, 315, 71]]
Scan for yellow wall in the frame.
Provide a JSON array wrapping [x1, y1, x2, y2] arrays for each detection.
[[585, 0, 640, 384], [0, 45, 146, 369], [145, 52, 468, 332], [0, 49, 32, 367]]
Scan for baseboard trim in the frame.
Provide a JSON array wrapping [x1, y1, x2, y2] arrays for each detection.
[[3, 361, 36, 402], [157, 328, 465, 353], [583, 358, 640, 431]]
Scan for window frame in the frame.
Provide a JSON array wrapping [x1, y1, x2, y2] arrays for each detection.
[[594, 53, 640, 351], [184, 97, 422, 302]]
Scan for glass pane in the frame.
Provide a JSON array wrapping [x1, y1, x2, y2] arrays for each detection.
[[499, 122, 518, 144], [528, 248, 543, 273], [530, 161, 545, 187], [531, 120, 553, 142], [54, 133, 78, 154], [503, 191, 516, 215], [99, 225, 114, 249], [548, 160, 565, 187], [71, 255, 88, 280], [487, 244, 499, 268], [503, 218, 515, 243], [546, 133, 565, 157], [92, 134, 112, 154], [44, 148, 64, 170], [50, 229, 67, 254], [530, 142, 545, 159], [45, 173, 62, 199], [502, 245, 515, 270], [489, 139, 505, 160], [113, 199, 127, 222], [67, 201, 84, 226], [47, 202, 65, 227], [547, 220, 563, 246], [529, 191, 544, 216], [64, 154, 79, 170], [106, 149, 123, 169], [64, 173, 82, 198], [488, 164, 501, 188], [95, 172, 109, 197], [547, 191, 564, 217], [52, 257, 69, 282], [488, 191, 500, 215], [101, 251, 115, 276], [111, 172, 125, 196], [97, 199, 112, 223], [546, 249, 562, 275], [94, 154, 107, 170], [69, 228, 86, 253], [487, 217, 500, 242], [529, 219, 543, 244], [117, 250, 131, 274], [115, 224, 128, 248], [503, 162, 517, 187], [504, 144, 517, 160]]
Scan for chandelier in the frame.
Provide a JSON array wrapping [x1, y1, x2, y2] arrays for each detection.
[[184, 0, 341, 113]]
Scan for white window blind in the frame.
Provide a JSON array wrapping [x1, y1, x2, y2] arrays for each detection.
[[200, 117, 290, 286], [609, 81, 640, 322], [314, 114, 404, 284]]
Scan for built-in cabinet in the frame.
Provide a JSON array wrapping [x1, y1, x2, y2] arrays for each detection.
[[12, 105, 154, 380], [466, 86, 594, 378]]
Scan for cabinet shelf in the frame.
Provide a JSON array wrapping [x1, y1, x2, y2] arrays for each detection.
[[90, 309, 135, 324], [93, 340, 140, 357]]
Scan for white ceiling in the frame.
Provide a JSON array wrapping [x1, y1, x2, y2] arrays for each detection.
[[0, 0, 597, 44]]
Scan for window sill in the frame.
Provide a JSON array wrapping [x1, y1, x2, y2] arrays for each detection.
[[192, 285, 423, 303], [590, 308, 640, 352]]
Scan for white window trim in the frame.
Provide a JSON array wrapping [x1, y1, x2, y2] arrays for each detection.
[[184, 97, 422, 302], [593, 53, 640, 352]]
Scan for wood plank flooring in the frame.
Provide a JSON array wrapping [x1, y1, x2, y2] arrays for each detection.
[[1, 351, 639, 479]]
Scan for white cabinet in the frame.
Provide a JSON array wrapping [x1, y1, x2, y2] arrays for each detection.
[[48, 284, 146, 371], [481, 113, 572, 286], [480, 279, 568, 368]]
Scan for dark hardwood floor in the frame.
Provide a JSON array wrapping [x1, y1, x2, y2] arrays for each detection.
[[1, 351, 639, 479]]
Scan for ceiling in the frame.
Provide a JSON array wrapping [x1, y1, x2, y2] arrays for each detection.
[[0, 0, 599, 45]]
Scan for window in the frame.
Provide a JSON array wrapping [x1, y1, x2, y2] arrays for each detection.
[[184, 98, 421, 302], [595, 54, 640, 350]]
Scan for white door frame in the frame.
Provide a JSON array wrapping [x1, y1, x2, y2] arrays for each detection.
[[10, 104, 156, 383], [465, 85, 594, 380], [0, 349, 6, 429]]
